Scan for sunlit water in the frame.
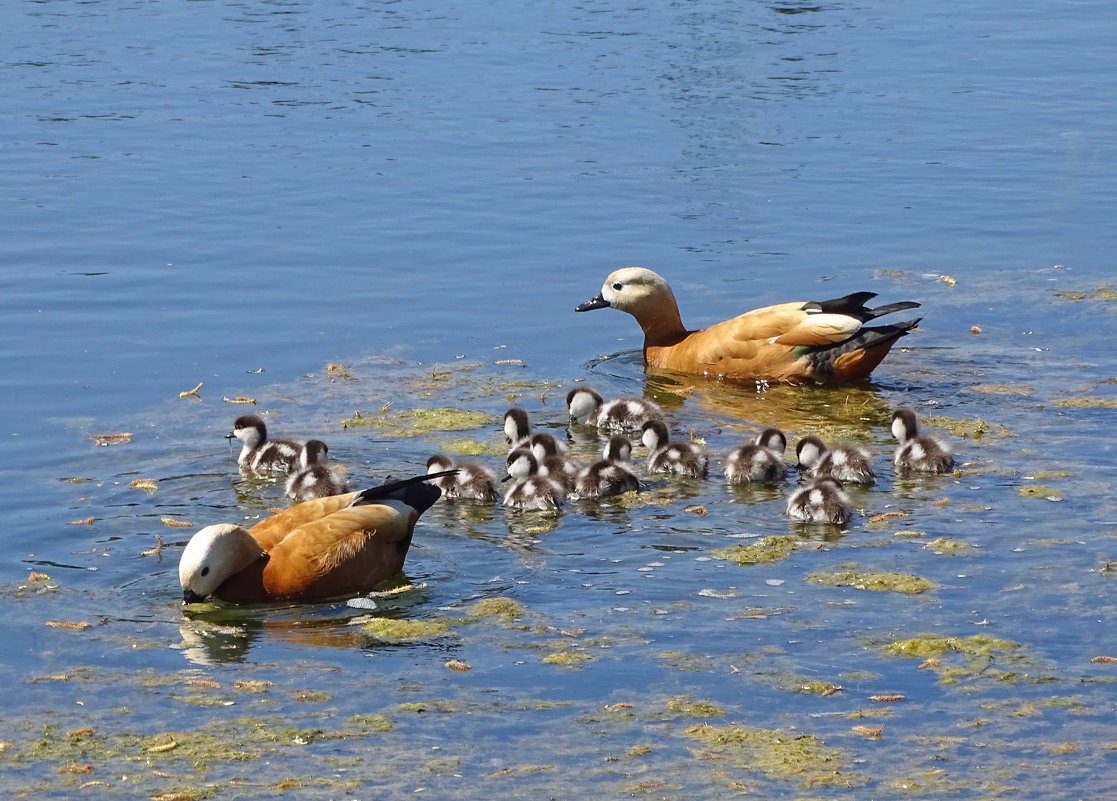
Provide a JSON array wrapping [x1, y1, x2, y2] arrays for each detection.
[[2, 0, 1116, 798]]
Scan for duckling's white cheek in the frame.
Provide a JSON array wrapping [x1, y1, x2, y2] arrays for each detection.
[[891, 419, 907, 442]]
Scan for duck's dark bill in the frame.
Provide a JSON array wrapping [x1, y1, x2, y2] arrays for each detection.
[[575, 295, 610, 312], [183, 589, 207, 605]]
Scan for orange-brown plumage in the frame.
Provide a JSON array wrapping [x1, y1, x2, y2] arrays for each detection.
[[179, 472, 451, 604], [576, 268, 920, 384]]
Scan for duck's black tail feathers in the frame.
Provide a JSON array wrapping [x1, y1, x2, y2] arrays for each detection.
[[348, 469, 458, 515], [804, 292, 921, 322]]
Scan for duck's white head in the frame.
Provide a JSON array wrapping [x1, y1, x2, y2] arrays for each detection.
[[641, 419, 670, 451], [576, 267, 676, 315], [505, 447, 539, 480], [300, 439, 329, 469], [426, 454, 454, 474], [529, 432, 567, 461], [503, 407, 531, 447], [179, 524, 266, 604], [756, 428, 787, 455], [891, 407, 919, 443], [228, 414, 267, 449], [795, 435, 828, 469], [566, 386, 604, 420], [603, 435, 632, 463]]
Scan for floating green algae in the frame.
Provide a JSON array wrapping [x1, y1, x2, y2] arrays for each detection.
[[1053, 286, 1117, 302], [436, 438, 506, 456], [467, 597, 527, 621], [683, 723, 861, 789], [541, 646, 594, 668], [972, 383, 1034, 396], [882, 633, 1051, 686], [1053, 396, 1117, 409], [362, 617, 452, 642], [925, 537, 977, 555], [1018, 484, 1063, 500], [923, 414, 1013, 440], [711, 535, 801, 566], [807, 567, 937, 594], [664, 695, 726, 718], [340, 406, 493, 437]]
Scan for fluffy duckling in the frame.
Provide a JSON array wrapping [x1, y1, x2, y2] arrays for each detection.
[[641, 419, 709, 478], [795, 434, 876, 484], [529, 432, 570, 460], [227, 413, 303, 472], [575, 267, 921, 384], [179, 471, 455, 604], [426, 454, 501, 502], [786, 477, 853, 524], [725, 427, 789, 484], [502, 448, 565, 511], [566, 385, 664, 433], [285, 440, 349, 501], [574, 436, 640, 498], [503, 407, 532, 450], [891, 407, 956, 474]]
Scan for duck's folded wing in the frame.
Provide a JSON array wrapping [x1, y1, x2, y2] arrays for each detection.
[[249, 491, 361, 551], [261, 503, 417, 600], [767, 312, 863, 346]]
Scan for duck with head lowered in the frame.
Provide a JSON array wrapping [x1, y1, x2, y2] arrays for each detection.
[[179, 470, 455, 604], [576, 267, 920, 384]]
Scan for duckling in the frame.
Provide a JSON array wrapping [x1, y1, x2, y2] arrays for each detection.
[[891, 406, 955, 474], [179, 470, 455, 604], [285, 440, 349, 501], [503, 407, 532, 450], [529, 431, 570, 461], [725, 427, 789, 484], [786, 477, 853, 524], [641, 419, 709, 478], [576, 267, 921, 384], [227, 413, 303, 472], [795, 434, 876, 484], [566, 385, 664, 433], [426, 454, 501, 502], [575, 436, 640, 498], [502, 448, 565, 511]]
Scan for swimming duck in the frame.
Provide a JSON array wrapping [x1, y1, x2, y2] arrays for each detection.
[[502, 448, 566, 511], [566, 385, 664, 433], [227, 413, 305, 472], [641, 419, 709, 478], [725, 427, 789, 484], [179, 471, 455, 604], [795, 434, 876, 484], [575, 267, 921, 384], [575, 436, 640, 498], [891, 406, 955, 474], [786, 477, 853, 524], [426, 454, 501, 502], [285, 440, 349, 501], [503, 407, 532, 450]]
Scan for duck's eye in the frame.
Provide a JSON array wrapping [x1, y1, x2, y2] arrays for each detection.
[[200, 566, 210, 577], [612, 282, 623, 291]]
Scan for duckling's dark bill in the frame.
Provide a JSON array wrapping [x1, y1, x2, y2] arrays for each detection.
[[575, 295, 610, 312]]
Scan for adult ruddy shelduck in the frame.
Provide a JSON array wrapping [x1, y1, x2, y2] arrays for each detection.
[[179, 471, 455, 604], [575, 267, 921, 384]]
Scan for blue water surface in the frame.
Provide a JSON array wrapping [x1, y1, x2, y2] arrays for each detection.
[[2, 0, 1116, 797]]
